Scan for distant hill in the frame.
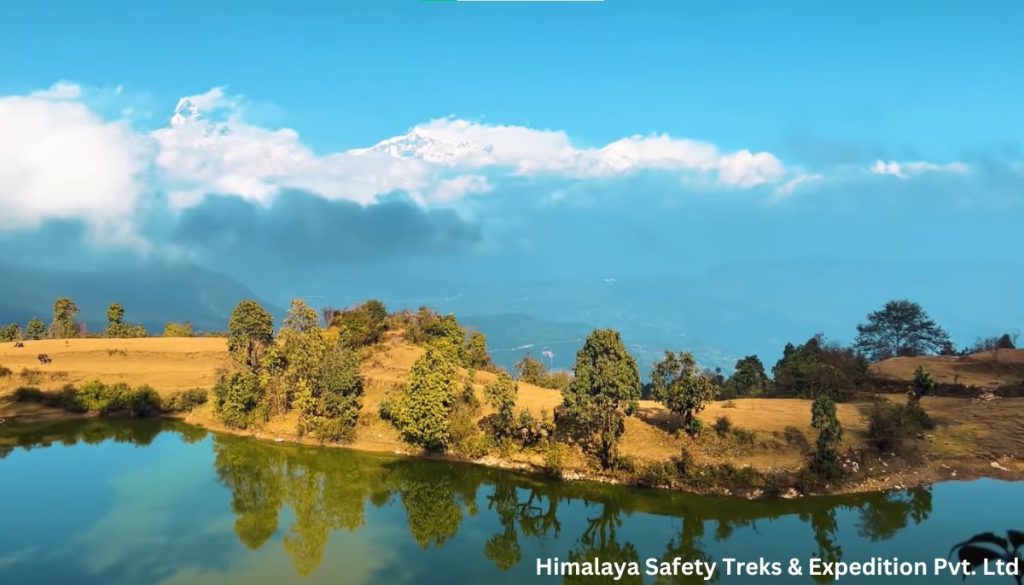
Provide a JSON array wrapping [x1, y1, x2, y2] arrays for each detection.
[[0, 263, 279, 333], [871, 349, 1024, 390]]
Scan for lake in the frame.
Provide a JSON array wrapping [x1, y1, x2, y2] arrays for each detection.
[[1, 419, 1019, 584]]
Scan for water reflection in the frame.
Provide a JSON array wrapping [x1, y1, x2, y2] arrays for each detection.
[[0, 421, 942, 584], [206, 432, 934, 581]]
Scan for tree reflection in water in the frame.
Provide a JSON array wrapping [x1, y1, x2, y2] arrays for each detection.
[[0, 420, 934, 582]]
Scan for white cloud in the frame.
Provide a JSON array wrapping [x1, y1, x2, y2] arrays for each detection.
[[0, 92, 150, 246], [773, 173, 824, 198], [360, 120, 786, 187], [29, 81, 82, 101], [870, 159, 969, 179]]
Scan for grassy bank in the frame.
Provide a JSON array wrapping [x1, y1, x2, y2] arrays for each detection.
[[2, 337, 1022, 497]]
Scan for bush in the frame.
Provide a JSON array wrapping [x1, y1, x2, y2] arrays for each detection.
[[733, 427, 756, 445], [542, 441, 564, 478], [0, 365, 11, 377], [685, 417, 703, 437], [865, 401, 934, 454], [162, 322, 194, 337], [13, 387, 46, 402], [126, 386, 162, 417], [213, 371, 262, 429], [712, 415, 732, 436], [162, 388, 208, 412]]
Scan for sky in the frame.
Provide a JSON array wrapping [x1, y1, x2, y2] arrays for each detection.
[[1, 0, 1022, 368]]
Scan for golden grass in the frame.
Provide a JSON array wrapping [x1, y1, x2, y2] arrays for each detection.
[[871, 349, 1024, 388], [3, 335, 1021, 473]]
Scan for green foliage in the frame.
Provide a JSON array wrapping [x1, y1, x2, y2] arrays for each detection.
[[855, 299, 951, 361], [561, 329, 641, 468], [390, 347, 459, 452], [162, 388, 209, 412], [282, 298, 320, 333], [401, 308, 466, 360], [514, 354, 572, 390], [464, 331, 493, 369], [908, 366, 935, 404], [16, 381, 165, 416], [722, 355, 769, 398], [25, 318, 46, 340], [650, 350, 718, 435], [329, 300, 389, 348], [484, 371, 518, 438], [105, 308, 148, 338], [106, 302, 124, 327], [865, 400, 934, 454], [227, 300, 275, 371], [712, 415, 732, 436], [0, 323, 21, 342], [810, 395, 843, 479], [771, 334, 867, 400], [301, 345, 364, 443], [214, 370, 262, 429], [162, 321, 194, 337], [50, 297, 80, 338]]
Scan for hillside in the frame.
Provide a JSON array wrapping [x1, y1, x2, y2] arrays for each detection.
[[2, 336, 1022, 491], [871, 349, 1024, 389]]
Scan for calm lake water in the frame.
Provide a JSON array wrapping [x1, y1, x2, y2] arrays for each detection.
[[0, 419, 1019, 585]]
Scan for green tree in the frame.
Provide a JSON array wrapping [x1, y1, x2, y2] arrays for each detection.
[[162, 321, 194, 337], [908, 366, 935, 405], [0, 323, 20, 342], [228, 300, 275, 371], [106, 302, 124, 327], [811, 395, 843, 479], [561, 329, 641, 468], [393, 347, 459, 452], [772, 335, 867, 400], [484, 371, 518, 438], [25, 318, 46, 340], [724, 355, 769, 398], [304, 345, 363, 442], [465, 331, 492, 369], [329, 300, 389, 348], [855, 300, 951, 361], [214, 370, 262, 429], [50, 297, 79, 338], [650, 351, 718, 436]]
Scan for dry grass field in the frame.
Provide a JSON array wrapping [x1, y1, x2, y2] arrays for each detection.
[[871, 348, 1024, 388], [2, 336, 1021, 482]]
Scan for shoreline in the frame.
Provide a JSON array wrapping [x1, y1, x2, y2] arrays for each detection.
[[3, 405, 1020, 500]]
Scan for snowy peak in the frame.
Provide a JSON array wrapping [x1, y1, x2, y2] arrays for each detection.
[[351, 130, 493, 164]]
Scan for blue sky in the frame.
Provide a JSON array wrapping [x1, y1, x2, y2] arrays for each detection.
[[1, 0, 1021, 368]]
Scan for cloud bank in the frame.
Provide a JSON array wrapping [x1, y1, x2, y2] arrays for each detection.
[[1, 81, 1005, 268]]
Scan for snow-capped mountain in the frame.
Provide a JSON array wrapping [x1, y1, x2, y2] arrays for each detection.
[[350, 130, 493, 165]]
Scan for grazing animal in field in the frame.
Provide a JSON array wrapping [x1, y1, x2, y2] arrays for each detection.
[[37, 353, 51, 364], [14, 341, 24, 348]]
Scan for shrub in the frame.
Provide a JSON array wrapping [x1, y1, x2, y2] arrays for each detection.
[[712, 415, 732, 436], [126, 386, 162, 417], [542, 441, 564, 478], [162, 322, 194, 337], [13, 387, 46, 402], [163, 388, 208, 412], [685, 417, 703, 437], [213, 371, 262, 429], [20, 368, 43, 385], [0, 365, 11, 377], [865, 401, 933, 454], [733, 427, 756, 445], [0, 323, 21, 342]]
